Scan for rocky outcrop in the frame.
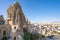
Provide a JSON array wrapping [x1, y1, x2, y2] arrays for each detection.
[[7, 2, 26, 28], [0, 15, 5, 22], [0, 15, 5, 24]]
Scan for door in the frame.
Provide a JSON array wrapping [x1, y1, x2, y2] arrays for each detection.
[[14, 36, 16, 40], [3, 31, 6, 36]]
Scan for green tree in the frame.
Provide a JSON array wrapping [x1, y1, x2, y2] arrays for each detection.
[[2, 36, 7, 40], [24, 31, 31, 40], [23, 28, 31, 40]]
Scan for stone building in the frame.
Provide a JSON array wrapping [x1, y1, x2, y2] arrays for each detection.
[[0, 2, 28, 40]]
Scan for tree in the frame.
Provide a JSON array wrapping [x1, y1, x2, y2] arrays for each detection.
[[2, 36, 7, 40], [23, 28, 31, 40]]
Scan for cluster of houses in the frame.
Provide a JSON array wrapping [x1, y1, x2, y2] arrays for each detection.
[[26, 23, 60, 40]]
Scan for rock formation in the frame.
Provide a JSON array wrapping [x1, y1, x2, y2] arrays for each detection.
[[7, 2, 26, 28], [0, 15, 5, 24]]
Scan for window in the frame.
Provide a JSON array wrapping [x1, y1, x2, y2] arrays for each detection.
[[0, 21, 4, 25], [14, 26, 16, 29], [0, 22, 1, 24]]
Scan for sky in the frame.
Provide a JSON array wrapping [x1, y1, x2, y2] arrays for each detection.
[[0, 0, 60, 23]]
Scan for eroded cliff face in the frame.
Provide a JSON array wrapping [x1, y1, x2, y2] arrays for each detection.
[[0, 15, 4, 21], [7, 2, 26, 28], [0, 15, 5, 24]]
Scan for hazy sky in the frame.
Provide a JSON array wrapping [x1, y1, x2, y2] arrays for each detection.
[[0, 0, 60, 23]]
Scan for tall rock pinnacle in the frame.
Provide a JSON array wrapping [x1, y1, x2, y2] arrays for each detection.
[[7, 2, 26, 28]]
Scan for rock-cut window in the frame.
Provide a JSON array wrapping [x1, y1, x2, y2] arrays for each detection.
[[0, 21, 3, 25], [0, 21, 4, 25], [14, 26, 16, 29]]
